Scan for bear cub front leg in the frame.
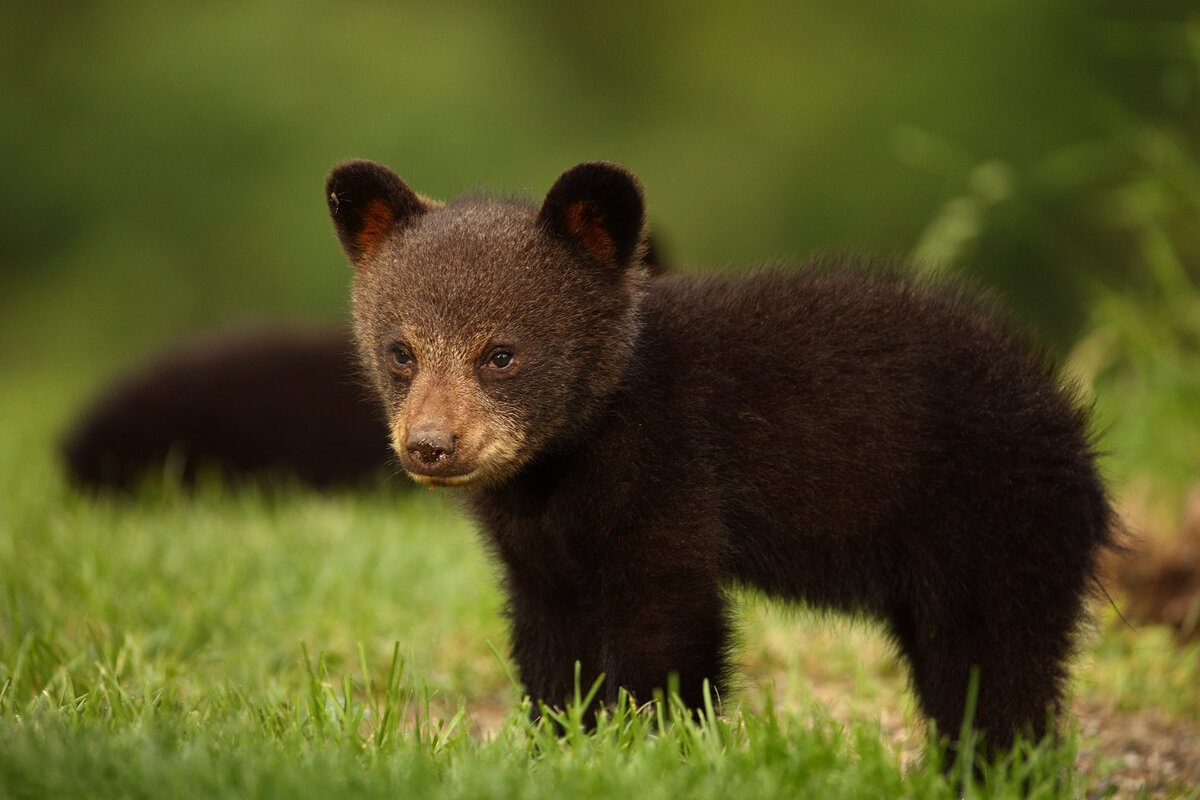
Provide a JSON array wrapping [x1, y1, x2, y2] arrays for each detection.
[[504, 548, 732, 719]]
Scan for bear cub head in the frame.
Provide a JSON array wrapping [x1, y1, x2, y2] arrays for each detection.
[[326, 160, 650, 488]]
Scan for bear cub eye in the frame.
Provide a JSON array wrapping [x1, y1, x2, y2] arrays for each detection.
[[486, 348, 514, 370], [388, 343, 415, 373]]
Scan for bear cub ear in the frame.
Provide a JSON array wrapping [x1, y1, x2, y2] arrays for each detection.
[[326, 160, 428, 266], [538, 162, 645, 269]]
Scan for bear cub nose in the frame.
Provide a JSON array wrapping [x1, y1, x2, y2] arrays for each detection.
[[406, 429, 456, 464]]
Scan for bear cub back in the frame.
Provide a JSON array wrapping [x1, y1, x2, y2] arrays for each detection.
[[326, 159, 1116, 757]]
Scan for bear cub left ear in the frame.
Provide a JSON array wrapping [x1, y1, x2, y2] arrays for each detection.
[[539, 162, 645, 269], [326, 160, 429, 267]]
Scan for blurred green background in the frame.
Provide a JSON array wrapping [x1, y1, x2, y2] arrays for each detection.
[[1, 0, 1197, 495]]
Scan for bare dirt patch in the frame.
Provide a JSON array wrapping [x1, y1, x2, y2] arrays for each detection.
[[1111, 487, 1200, 646], [1075, 699, 1200, 799]]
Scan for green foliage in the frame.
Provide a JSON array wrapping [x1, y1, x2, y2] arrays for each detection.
[[1066, 119, 1200, 502], [900, 13, 1200, 504], [0, 0, 1148, 371]]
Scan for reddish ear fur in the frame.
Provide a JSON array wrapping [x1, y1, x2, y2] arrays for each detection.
[[564, 200, 616, 264], [539, 162, 644, 268], [326, 160, 427, 266], [355, 199, 396, 256]]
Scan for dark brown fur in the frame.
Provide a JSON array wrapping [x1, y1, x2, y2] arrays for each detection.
[[62, 326, 393, 490], [326, 159, 1117, 756]]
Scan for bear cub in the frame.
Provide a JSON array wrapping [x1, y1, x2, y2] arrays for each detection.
[[61, 326, 393, 491], [325, 159, 1116, 754]]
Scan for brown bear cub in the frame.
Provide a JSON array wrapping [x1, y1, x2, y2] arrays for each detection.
[[326, 159, 1116, 755], [62, 327, 393, 490]]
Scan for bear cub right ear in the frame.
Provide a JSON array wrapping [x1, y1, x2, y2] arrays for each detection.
[[326, 160, 428, 266], [539, 161, 645, 270]]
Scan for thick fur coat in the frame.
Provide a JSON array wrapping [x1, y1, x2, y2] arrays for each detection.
[[326, 159, 1116, 754]]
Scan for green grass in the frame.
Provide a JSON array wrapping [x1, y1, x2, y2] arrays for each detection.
[[2, 365, 1198, 799], [1081, 615, 1200, 722]]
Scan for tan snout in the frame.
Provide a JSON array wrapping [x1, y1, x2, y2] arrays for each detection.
[[392, 374, 482, 484]]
